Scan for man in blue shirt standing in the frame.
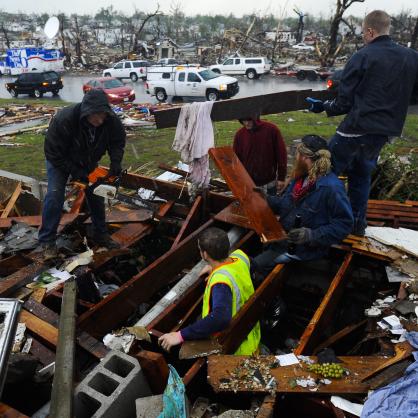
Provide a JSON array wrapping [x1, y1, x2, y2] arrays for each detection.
[[307, 10, 418, 236]]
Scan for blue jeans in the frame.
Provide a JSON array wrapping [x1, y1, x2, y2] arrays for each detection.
[[38, 161, 106, 244], [252, 244, 302, 278], [328, 133, 388, 231]]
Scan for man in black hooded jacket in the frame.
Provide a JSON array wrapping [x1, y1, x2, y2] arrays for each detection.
[[38, 89, 126, 256]]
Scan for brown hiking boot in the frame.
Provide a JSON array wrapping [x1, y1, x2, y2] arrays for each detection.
[[40, 242, 58, 260]]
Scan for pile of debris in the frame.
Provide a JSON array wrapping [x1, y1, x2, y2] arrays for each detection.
[[0, 155, 417, 417]]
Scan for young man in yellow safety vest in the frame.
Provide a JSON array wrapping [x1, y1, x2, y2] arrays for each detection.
[[158, 227, 260, 355]]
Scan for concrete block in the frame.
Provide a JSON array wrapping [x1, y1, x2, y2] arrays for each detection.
[[74, 350, 152, 418], [135, 394, 163, 418]]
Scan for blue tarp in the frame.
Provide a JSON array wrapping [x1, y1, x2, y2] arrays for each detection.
[[361, 332, 418, 418]]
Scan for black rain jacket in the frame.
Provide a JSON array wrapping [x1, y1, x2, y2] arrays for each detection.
[[324, 36, 418, 137], [44, 89, 126, 178]]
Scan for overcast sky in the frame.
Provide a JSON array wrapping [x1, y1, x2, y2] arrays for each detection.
[[3, 0, 417, 18]]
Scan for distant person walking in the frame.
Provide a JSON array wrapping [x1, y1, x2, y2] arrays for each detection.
[[307, 10, 418, 235], [233, 114, 287, 195]]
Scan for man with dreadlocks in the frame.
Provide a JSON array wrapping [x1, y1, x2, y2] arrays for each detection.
[[252, 135, 353, 278]]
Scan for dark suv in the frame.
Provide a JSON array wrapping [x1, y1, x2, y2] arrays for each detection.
[[6, 71, 63, 98]]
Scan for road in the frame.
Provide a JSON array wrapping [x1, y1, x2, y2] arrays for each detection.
[[0, 73, 326, 104]]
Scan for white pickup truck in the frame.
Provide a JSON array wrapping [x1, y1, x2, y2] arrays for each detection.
[[145, 66, 239, 102]]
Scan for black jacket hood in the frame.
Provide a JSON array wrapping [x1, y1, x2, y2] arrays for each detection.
[[80, 89, 112, 120]]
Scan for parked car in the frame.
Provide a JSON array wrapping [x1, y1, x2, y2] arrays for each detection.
[[102, 60, 149, 82], [82, 77, 135, 104], [292, 43, 315, 51], [210, 57, 271, 79], [145, 66, 239, 102], [5, 71, 63, 98]]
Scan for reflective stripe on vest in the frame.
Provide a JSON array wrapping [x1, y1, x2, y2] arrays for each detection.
[[212, 268, 242, 311]]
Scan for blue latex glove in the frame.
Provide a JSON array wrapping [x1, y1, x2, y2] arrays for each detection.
[[306, 97, 324, 113]]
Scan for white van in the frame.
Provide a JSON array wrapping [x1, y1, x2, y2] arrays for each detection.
[[145, 66, 239, 102], [210, 57, 271, 79]]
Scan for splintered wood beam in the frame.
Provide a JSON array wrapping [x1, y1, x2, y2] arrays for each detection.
[[256, 395, 276, 418], [209, 146, 286, 243], [1, 182, 22, 218], [154, 89, 336, 129], [171, 196, 203, 248], [0, 210, 153, 229], [20, 309, 58, 349], [208, 355, 387, 394], [78, 219, 215, 339], [295, 253, 354, 355], [103, 167, 234, 213], [111, 201, 174, 248]]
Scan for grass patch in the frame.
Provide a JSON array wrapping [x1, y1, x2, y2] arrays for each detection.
[[0, 97, 71, 107], [1, 110, 418, 181]]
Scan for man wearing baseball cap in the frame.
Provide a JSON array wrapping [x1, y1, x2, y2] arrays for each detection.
[[253, 135, 353, 278]]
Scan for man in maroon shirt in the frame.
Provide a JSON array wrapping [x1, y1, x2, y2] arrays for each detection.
[[233, 115, 287, 195]]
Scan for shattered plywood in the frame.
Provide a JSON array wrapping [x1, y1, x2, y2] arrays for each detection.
[[209, 147, 286, 243]]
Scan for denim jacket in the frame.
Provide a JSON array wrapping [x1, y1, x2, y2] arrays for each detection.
[[267, 173, 353, 260]]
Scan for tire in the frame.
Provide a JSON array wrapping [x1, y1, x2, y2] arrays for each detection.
[[10, 88, 18, 97], [246, 69, 257, 79], [307, 71, 318, 81], [130, 72, 138, 82], [52, 89, 59, 96], [155, 89, 167, 102], [296, 70, 306, 81], [33, 89, 43, 98], [104, 72, 111, 77], [206, 89, 219, 101]]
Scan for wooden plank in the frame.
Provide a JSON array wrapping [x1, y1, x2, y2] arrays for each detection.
[[313, 320, 368, 354], [172, 196, 203, 248], [1, 182, 22, 218], [20, 309, 58, 349], [214, 202, 252, 229], [0, 210, 153, 229], [208, 355, 387, 394], [256, 395, 276, 418], [0, 260, 48, 297], [209, 146, 286, 243], [78, 219, 215, 338], [295, 253, 354, 355], [0, 254, 32, 276], [23, 299, 108, 359], [112, 201, 174, 248], [112, 167, 233, 214], [154, 89, 335, 129], [50, 280, 77, 418], [0, 403, 29, 418]]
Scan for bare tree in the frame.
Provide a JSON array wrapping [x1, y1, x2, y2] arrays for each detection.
[[0, 22, 10, 49], [58, 14, 69, 61], [70, 14, 83, 64], [411, 17, 418, 49], [316, 0, 365, 67], [132, 5, 162, 53]]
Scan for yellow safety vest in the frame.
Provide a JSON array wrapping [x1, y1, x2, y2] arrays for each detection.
[[202, 249, 261, 355]]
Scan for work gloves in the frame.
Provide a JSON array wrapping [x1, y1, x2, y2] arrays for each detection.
[[70, 166, 89, 183], [306, 97, 324, 113], [288, 227, 312, 245], [109, 162, 122, 177]]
